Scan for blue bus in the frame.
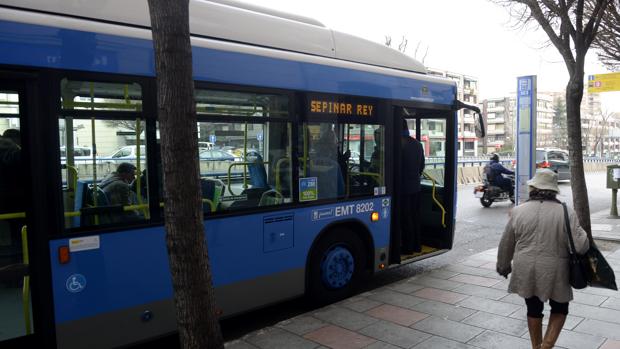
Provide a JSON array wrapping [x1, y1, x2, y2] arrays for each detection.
[[0, 1, 483, 347]]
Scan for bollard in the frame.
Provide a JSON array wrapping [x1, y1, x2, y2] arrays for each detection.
[[607, 164, 620, 218], [613, 189, 619, 217]]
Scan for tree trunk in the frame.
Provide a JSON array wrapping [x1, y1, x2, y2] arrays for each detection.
[[565, 63, 593, 240], [147, 1, 224, 348]]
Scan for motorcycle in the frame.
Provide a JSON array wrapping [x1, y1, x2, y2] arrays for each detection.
[[473, 174, 515, 207]]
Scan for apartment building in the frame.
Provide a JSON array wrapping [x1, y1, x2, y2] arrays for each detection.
[[580, 89, 606, 156], [480, 92, 558, 155], [480, 97, 514, 154], [427, 68, 479, 156]]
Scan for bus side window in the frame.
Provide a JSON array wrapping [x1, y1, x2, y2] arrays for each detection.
[[194, 89, 292, 212], [303, 123, 345, 200], [59, 79, 149, 230], [341, 124, 384, 197]]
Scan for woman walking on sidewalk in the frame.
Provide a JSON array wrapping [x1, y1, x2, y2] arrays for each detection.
[[496, 169, 589, 349]]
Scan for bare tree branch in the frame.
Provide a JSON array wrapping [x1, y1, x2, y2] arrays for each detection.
[[491, 0, 611, 238], [592, 0, 620, 68], [384, 35, 392, 47], [398, 36, 408, 53]]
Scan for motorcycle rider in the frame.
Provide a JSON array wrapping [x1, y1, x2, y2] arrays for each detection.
[[485, 153, 514, 197]]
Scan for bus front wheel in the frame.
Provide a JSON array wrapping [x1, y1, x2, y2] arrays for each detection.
[[307, 228, 365, 305]]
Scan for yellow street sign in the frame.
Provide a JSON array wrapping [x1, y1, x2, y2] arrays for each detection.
[[588, 72, 620, 93]]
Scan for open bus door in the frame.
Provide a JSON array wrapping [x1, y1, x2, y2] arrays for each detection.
[[0, 73, 57, 347], [390, 107, 457, 264], [0, 78, 34, 345]]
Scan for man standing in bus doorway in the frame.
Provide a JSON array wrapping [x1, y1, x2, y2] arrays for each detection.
[[401, 119, 425, 254], [0, 129, 25, 267]]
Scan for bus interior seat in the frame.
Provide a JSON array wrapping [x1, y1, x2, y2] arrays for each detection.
[[246, 150, 268, 188], [72, 180, 89, 227], [227, 187, 270, 209], [419, 183, 445, 234], [200, 178, 225, 212], [258, 189, 282, 206], [83, 186, 111, 226]]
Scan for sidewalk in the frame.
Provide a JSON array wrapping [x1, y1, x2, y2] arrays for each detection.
[[225, 221, 620, 349], [591, 209, 620, 242]]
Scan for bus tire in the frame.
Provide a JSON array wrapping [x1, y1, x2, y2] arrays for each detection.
[[307, 228, 366, 305]]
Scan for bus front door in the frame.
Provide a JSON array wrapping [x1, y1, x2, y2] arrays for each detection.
[[396, 112, 456, 262], [0, 80, 33, 344], [0, 74, 56, 347]]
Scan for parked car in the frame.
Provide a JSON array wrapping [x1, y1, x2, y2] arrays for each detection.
[[536, 148, 571, 181], [199, 149, 236, 162], [60, 145, 94, 165], [106, 145, 147, 161]]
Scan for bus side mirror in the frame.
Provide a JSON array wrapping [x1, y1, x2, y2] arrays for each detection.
[[454, 100, 486, 139], [474, 112, 485, 139]]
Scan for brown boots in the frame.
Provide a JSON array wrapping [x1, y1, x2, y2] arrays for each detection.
[[527, 316, 543, 349], [528, 313, 567, 349], [540, 313, 567, 349]]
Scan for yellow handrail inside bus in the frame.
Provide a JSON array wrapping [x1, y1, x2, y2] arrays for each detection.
[[226, 161, 269, 196], [62, 196, 217, 218], [21, 225, 32, 335], [66, 165, 78, 201], [303, 124, 308, 177], [0, 212, 26, 220], [134, 118, 149, 219], [422, 171, 447, 228]]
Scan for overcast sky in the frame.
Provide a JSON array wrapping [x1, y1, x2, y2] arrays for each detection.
[[249, 0, 620, 111]]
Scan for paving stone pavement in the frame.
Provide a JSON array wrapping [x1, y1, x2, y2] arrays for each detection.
[[226, 226, 620, 349]]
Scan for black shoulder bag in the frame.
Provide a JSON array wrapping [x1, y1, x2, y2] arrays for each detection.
[[562, 203, 589, 289]]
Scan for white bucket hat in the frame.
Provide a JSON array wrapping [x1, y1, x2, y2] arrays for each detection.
[[527, 168, 560, 193]]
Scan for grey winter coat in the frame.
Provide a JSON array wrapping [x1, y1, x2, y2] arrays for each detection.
[[496, 200, 589, 302]]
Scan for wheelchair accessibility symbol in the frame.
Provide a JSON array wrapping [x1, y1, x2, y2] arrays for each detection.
[[66, 274, 87, 293]]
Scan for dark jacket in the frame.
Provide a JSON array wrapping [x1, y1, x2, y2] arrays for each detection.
[[489, 160, 514, 184], [401, 135, 425, 194], [99, 173, 140, 222], [0, 138, 23, 213]]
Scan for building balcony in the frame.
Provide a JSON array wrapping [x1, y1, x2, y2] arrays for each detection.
[[463, 87, 477, 95], [487, 118, 506, 124], [487, 129, 505, 135], [462, 116, 475, 123], [487, 140, 505, 146], [487, 106, 505, 113], [458, 130, 476, 137]]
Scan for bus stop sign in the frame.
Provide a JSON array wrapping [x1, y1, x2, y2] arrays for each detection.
[[588, 72, 620, 93]]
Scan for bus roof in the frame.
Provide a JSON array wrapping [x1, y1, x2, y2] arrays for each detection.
[[3, 0, 427, 74]]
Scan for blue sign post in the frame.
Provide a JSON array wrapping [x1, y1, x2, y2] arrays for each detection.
[[516, 76, 537, 204]]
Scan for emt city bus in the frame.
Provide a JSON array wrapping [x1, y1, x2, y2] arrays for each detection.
[[0, 0, 483, 347]]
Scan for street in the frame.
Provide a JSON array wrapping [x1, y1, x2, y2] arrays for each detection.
[[221, 171, 613, 340]]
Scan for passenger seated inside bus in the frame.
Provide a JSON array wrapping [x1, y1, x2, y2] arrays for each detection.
[[308, 128, 344, 200], [98, 162, 141, 222], [200, 178, 224, 212]]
